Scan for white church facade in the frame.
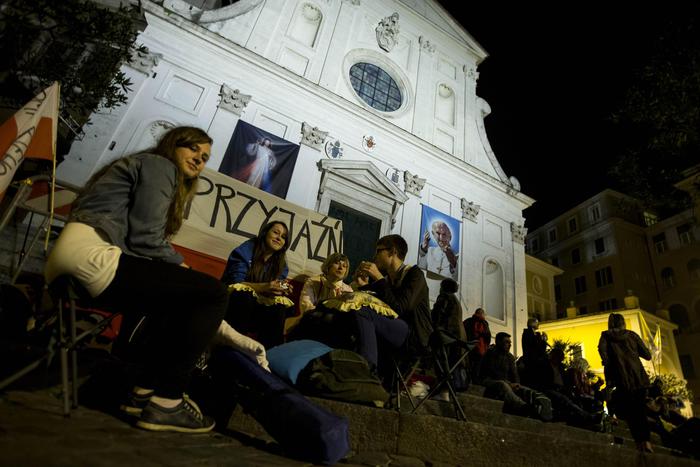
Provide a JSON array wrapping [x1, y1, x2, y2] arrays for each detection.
[[60, 0, 534, 353]]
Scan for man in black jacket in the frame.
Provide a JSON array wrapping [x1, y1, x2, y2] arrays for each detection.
[[480, 332, 552, 421], [354, 235, 433, 369]]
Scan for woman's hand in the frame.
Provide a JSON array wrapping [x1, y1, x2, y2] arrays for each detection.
[[261, 279, 293, 296]]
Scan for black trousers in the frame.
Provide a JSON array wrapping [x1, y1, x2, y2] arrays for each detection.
[[98, 254, 228, 399], [225, 290, 289, 349]]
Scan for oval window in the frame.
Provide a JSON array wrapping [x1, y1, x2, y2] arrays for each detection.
[[349, 62, 402, 112]]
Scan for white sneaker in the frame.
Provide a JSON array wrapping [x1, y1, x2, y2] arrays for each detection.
[[407, 380, 430, 399]]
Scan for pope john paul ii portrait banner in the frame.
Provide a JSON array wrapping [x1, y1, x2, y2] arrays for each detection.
[[417, 204, 461, 281]]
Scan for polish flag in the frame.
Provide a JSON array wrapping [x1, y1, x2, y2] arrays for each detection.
[[0, 82, 60, 201]]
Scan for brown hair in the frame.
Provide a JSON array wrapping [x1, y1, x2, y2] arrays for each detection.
[[377, 234, 408, 260], [80, 126, 212, 238], [248, 221, 290, 282], [153, 126, 212, 237]]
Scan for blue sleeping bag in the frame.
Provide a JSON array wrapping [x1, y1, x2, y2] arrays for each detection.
[[210, 348, 350, 465]]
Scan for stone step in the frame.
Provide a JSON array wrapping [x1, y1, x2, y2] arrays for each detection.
[[227, 396, 698, 466]]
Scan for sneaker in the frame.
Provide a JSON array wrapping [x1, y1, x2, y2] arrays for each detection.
[[136, 396, 215, 433], [120, 391, 153, 416]]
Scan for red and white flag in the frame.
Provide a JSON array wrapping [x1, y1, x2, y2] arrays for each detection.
[[0, 82, 60, 201]]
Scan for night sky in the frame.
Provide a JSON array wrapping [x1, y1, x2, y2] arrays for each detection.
[[437, 3, 692, 229]]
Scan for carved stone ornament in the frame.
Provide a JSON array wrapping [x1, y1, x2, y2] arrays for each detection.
[[403, 171, 426, 197], [324, 139, 344, 159], [128, 46, 162, 75], [461, 198, 481, 222], [464, 65, 479, 82], [419, 36, 436, 54], [510, 222, 527, 244], [386, 167, 401, 184], [218, 85, 251, 115], [509, 176, 521, 192], [362, 135, 376, 152], [376, 13, 400, 52], [343, 0, 360, 4], [301, 122, 328, 150]]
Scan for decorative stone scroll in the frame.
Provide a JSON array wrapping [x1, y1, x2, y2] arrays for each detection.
[[419, 36, 436, 54], [461, 198, 481, 222], [301, 122, 328, 150], [510, 222, 527, 244], [464, 65, 479, 83], [403, 171, 426, 197], [218, 85, 251, 115], [376, 13, 400, 52], [128, 46, 162, 75]]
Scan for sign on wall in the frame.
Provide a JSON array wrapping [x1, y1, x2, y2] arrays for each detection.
[[218, 120, 299, 198], [172, 168, 342, 278], [417, 204, 461, 281]]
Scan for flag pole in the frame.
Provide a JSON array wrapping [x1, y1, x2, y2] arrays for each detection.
[[44, 81, 61, 251]]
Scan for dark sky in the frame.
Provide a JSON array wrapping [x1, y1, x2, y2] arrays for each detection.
[[437, 3, 690, 228]]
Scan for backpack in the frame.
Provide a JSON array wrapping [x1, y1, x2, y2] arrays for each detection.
[[297, 349, 389, 407]]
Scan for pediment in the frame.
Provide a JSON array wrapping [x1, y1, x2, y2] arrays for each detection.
[[318, 159, 408, 204]]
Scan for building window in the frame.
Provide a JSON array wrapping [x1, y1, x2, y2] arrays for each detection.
[[661, 267, 675, 288], [551, 256, 559, 267], [349, 63, 402, 112], [595, 266, 614, 287], [578, 305, 588, 315], [588, 203, 601, 223], [554, 284, 561, 301], [598, 298, 618, 312], [678, 223, 694, 245], [548, 228, 557, 245], [653, 233, 667, 254], [688, 259, 700, 281], [574, 275, 587, 294], [571, 248, 581, 265], [643, 211, 658, 226], [670, 304, 691, 330], [530, 237, 540, 253], [567, 216, 578, 234], [594, 237, 606, 255], [680, 355, 696, 379]]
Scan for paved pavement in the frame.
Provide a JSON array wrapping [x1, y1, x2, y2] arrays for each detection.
[[0, 386, 434, 467]]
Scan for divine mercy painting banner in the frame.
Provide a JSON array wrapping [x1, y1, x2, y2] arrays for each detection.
[[218, 120, 300, 198]]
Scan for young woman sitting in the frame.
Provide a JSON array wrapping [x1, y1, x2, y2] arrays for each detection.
[[45, 126, 229, 433], [299, 253, 354, 314], [221, 221, 294, 348]]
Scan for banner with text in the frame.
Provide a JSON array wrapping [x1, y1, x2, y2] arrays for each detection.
[[172, 168, 342, 278]]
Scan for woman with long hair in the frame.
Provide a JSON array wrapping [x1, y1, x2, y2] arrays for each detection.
[[46, 126, 229, 434], [221, 221, 294, 348]]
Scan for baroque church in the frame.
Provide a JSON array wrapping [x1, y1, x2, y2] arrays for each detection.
[[60, 0, 534, 353]]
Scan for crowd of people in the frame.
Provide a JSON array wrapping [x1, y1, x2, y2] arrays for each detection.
[[14, 125, 693, 456]]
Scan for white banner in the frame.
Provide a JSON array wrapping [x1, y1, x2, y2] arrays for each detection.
[[172, 168, 343, 277]]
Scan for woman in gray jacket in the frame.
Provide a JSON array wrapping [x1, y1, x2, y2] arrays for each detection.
[[46, 126, 227, 433]]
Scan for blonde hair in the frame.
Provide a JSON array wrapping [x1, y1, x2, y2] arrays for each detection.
[[321, 253, 349, 279]]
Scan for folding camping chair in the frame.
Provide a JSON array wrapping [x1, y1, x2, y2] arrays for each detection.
[[0, 176, 120, 415]]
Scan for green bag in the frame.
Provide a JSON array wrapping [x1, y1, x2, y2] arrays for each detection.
[[297, 349, 389, 407]]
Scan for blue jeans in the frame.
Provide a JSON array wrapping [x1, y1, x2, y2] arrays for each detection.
[[353, 307, 409, 368]]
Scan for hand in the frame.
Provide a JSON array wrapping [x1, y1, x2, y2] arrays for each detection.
[[353, 271, 369, 287], [264, 280, 288, 296], [180, 262, 191, 269], [421, 230, 430, 251], [357, 260, 382, 281], [443, 245, 457, 268]]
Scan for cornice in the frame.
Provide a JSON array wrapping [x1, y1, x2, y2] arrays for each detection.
[[141, 1, 530, 207]]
